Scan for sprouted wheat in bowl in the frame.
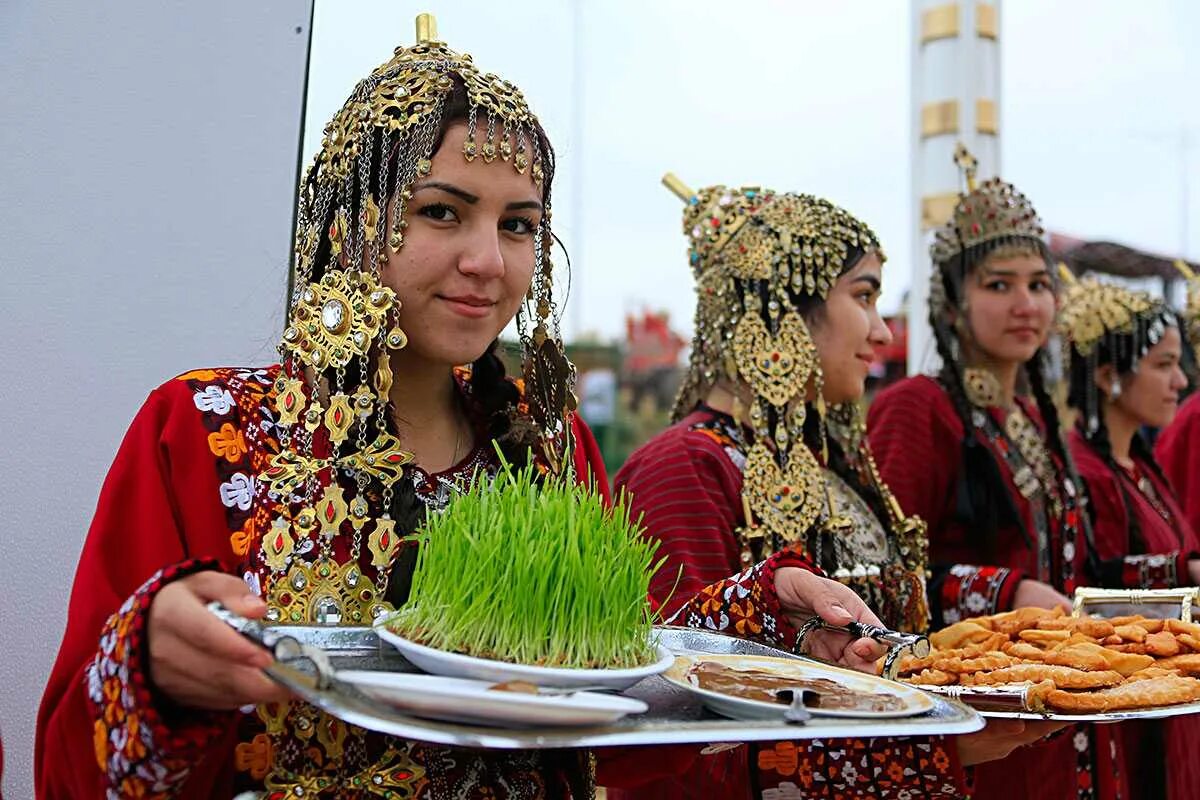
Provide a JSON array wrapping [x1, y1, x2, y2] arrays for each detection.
[[380, 457, 667, 671]]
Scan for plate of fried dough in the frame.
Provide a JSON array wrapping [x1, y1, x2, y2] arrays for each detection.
[[893, 606, 1200, 721]]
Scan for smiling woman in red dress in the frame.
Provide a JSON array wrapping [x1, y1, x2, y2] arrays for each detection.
[[1058, 274, 1200, 800], [867, 146, 1126, 800]]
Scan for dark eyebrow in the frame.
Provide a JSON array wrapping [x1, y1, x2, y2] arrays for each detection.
[[850, 275, 881, 291], [981, 268, 1050, 279], [412, 181, 541, 213], [413, 181, 478, 204]]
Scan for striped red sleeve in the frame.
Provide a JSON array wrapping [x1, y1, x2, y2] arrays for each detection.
[[615, 427, 745, 620], [868, 377, 1024, 624]]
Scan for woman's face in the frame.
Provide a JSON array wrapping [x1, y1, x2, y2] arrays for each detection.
[[380, 122, 543, 368], [960, 253, 1056, 365], [808, 252, 892, 404], [1105, 325, 1188, 429]]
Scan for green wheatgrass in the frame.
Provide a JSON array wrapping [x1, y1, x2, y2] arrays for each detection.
[[384, 458, 666, 669]]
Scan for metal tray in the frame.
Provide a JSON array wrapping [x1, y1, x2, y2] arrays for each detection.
[[263, 625, 983, 748], [916, 683, 1200, 722]]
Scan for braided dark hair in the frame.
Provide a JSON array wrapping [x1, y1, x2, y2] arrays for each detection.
[[928, 255, 1022, 556], [1066, 309, 1186, 553]]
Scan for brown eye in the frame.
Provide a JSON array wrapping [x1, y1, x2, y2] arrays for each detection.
[[418, 203, 458, 222]]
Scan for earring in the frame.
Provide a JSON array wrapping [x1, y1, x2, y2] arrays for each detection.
[[1108, 382, 1123, 401]]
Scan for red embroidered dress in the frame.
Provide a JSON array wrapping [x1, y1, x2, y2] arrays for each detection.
[[36, 367, 840, 799], [608, 406, 969, 800], [868, 375, 1127, 800], [36, 366, 615, 799], [1071, 428, 1200, 800], [1156, 392, 1200, 536]]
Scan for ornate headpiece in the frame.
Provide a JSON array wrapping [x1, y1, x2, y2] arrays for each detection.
[[259, 14, 573, 625], [665, 174, 885, 563], [1058, 265, 1175, 433], [1174, 259, 1200, 352], [1057, 269, 1168, 357], [930, 143, 1047, 269]]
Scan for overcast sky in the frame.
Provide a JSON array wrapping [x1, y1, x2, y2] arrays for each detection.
[[305, 0, 1200, 339]]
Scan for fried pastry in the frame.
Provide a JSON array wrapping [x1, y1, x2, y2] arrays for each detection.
[[1145, 630, 1182, 658], [1114, 624, 1148, 643], [1039, 643, 1112, 672], [929, 621, 995, 650], [1035, 616, 1115, 638], [1018, 629, 1070, 646], [908, 668, 957, 686], [1045, 674, 1200, 713], [932, 653, 1016, 674], [987, 606, 1063, 636], [964, 664, 1123, 689], [1152, 654, 1200, 675], [1166, 619, 1200, 639]]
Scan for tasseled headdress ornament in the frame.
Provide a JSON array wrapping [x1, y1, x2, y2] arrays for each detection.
[[1058, 267, 1177, 434], [664, 175, 927, 607]]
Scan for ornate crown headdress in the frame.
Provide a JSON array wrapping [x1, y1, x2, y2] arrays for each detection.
[[665, 173, 884, 563], [930, 143, 1046, 268], [258, 14, 573, 625]]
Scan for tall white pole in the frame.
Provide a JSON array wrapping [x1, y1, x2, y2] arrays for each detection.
[[908, 0, 1002, 374]]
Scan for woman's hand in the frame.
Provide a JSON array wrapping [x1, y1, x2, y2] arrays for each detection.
[[955, 719, 1069, 766], [1186, 558, 1200, 586], [1012, 579, 1072, 613], [774, 566, 887, 673], [147, 571, 293, 710]]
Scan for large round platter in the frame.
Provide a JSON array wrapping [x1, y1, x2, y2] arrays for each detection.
[[336, 671, 649, 727], [663, 654, 936, 721], [374, 621, 674, 690]]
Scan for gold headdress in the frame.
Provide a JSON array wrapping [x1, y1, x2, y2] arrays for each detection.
[[930, 143, 1047, 270], [1058, 264, 1175, 433], [262, 14, 573, 625], [666, 174, 884, 561], [1174, 259, 1200, 352]]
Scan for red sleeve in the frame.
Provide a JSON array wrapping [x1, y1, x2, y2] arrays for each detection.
[[868, 377, 1024, 624], [1074, 433, 1191, 589], [1156, 394, 1200, 534], [36, 384, 239, 799], [614, 426, 744, 619], [570, 413, 611, 506]]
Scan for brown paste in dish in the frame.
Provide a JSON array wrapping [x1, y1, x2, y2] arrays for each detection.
[[689, 661, 905, 712]]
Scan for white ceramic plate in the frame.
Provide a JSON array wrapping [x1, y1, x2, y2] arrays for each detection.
[[336, 671, 649, 727], [374, 622, 674, 690], [662, 654, 937, 721]]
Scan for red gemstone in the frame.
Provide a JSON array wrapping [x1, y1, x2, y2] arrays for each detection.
[[284, 394, 295, 410], [710, 217, 720, 227], [324, 503, 336, 522], [386, 453, 404, 463], [380, 532, 391, 550], [771, 352, 780, 362], [280, 592, 292, 605], [781, 486, 791, 496], [971, 222, 981, 234], [266, 467, 282, 476], [334, 408, 344, 425], [274, 532, 285, 550], [395, 770, 413, 780]]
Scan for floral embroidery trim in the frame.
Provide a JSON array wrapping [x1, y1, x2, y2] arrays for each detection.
[[86, 558, 228, 799]]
